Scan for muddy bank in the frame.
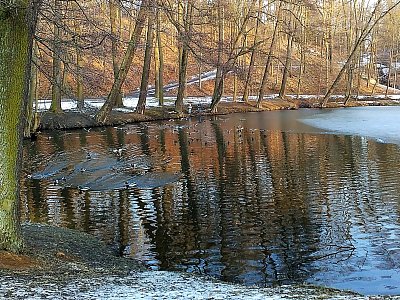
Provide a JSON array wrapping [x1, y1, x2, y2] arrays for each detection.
[[0, 224, 143, 276], [0, 239, 372, 299], [38, 101, 268, 131], [37, 98, 400, 131], [0, 224, 399, 299]]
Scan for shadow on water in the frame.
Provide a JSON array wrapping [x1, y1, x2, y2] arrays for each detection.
[[21, 109, 400, 295]]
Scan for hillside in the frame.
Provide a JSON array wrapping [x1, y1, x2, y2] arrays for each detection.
[[33, 0, 400, 104]]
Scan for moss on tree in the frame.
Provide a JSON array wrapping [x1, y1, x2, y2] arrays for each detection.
[[0, 0, 29, 252]]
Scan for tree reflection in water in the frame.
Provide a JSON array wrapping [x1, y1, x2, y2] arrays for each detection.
[[21, 112, 400, 294]]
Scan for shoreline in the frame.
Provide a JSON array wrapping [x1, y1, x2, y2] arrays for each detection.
[[37, 97, 400, 132]]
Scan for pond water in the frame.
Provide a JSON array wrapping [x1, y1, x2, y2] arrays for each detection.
[[21, 107, 400, 295]]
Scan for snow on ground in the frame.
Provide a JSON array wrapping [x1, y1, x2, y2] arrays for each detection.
[[34, 93, 400, 112], [35, 96, 214, 111], [1, 271, 394, 300]]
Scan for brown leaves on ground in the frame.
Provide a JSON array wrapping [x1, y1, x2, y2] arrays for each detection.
[[0, 251, 38, 270]]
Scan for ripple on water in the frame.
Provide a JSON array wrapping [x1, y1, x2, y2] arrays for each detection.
[[22, 109, 400, 295]]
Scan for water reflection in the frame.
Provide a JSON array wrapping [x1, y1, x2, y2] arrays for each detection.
[[21, 110, 400, 295]]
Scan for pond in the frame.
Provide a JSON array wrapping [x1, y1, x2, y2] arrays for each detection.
[[21, 107, 400, 295]]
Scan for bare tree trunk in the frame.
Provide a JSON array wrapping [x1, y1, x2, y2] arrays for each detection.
[[210, 0, 258, 112], [242, 0, 262, 103], [136, 13, 155, 114], [343, 64, 354, 104], [343, 1, 354, 106], [175, 46, 189, 113], [154, 7, 161, 104], [198, 18, 204, 90], [50, 0, 62, 113], [279, 32, 294, 98], [257, 1, 282, 107], [109, 0, 123, 108], [24, 41, 39, 138], [75, 42, 84, 109], [175, 2, 193, 113], [73, 5, 84, 110], [296, 7, 307, 98], [385, 47, 393, 98], [154, 37, 160, 102], [356, 50, 362, 99], [233, 73, 238, 102], [96, 0, 149, 123], [154, 5, 164, 106], [395, 47, 399, 89], [211, 0, 224, 112]]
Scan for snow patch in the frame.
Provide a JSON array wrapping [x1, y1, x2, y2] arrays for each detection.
[[0, 271, 375, 300]]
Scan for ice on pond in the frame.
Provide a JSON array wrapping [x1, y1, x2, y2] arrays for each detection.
[[299, 106, 400, 145]]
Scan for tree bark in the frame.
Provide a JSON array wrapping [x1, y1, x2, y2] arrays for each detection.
[[296, 7, 307, 98], [0, 0, 34, 252]]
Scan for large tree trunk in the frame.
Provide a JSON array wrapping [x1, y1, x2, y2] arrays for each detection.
[[296, 7, 307, 99], [0, 0, 34, 252], [96, 0, 149, 123]]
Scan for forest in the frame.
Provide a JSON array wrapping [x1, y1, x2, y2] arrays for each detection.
[[22, 0, 400, 128]]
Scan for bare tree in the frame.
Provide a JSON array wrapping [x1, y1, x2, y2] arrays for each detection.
[[322, 0, 400, 107], [96, 0, 150, 123], [136, 4, 155, 114]]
